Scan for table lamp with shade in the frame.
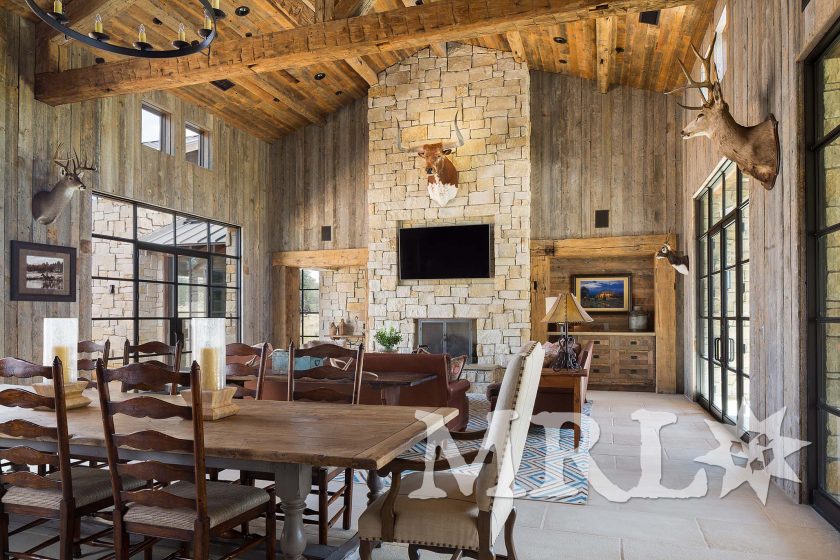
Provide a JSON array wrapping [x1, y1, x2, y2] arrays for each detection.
[[542, 292, 594, 370]]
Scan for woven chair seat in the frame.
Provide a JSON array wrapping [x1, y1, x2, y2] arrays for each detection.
[[2, 466, 143, 510], [124, 480, 270, 531]]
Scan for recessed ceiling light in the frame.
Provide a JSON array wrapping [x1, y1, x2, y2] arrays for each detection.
[[95, 57, 105, 64], [314, 72, 326, 80], [553, 36, 567, 44], [559, 59, 567, 64], [335, 90, 343, 96], [615, 47, 625, 54], [235, 6, 250, 16], [210, 79, 236, 91], [152, 17, 163, 25], [245, 32, 252, 38]]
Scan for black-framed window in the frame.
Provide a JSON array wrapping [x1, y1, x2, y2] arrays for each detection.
[[141, 104, 169, 153], [90, 193, 241, 361], [185, 123, 209, 168], [300, 269, 320, 345], [695, 160, 750, 430], [806, 26, 840, 529]]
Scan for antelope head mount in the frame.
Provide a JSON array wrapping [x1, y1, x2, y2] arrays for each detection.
[[668, 34, 780, 190], [396, 111, 465, 206], [33, 146, 97, 225], [656, 242, 689, 276]]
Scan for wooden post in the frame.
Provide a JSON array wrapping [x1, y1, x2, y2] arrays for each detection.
[[530, 256, 550, 343], [654, 256, 677, 393]]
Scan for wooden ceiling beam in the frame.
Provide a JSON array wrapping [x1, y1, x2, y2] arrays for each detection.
[[595, 16, 617, 93], [504, 31, 526, 64], [35, 0, 696, 105], [247, 73, 327, 126], [345, 56, 379, 86], [41, 0, 136, 45]]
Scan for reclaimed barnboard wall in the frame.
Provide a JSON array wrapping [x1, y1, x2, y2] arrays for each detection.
[[679, 0, 840, 502], [530, 70, 684, 239], [269, 97, 369, 252], [0, 9, 272, 365]]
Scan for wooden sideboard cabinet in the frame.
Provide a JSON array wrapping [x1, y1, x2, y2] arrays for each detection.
[[573, 332, 656, 392]]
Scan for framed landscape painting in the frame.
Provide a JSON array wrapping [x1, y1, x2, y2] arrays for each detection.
[[573, 274, 631, 313], [10, 241, 76, 302]]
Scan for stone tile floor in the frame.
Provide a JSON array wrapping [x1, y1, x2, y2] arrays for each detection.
[[8, 390, 840, 559]]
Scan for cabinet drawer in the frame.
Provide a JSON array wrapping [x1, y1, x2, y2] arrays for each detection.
[[588, 349, 611, 365], [618, 367, 655, 381], [577, 336, 611, 349], [616, 336, 654, 350], [618, 350, 652, 366]]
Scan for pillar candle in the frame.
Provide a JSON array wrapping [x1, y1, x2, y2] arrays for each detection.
[[199, 347, 221, 391], [52, 345, 72, 383]]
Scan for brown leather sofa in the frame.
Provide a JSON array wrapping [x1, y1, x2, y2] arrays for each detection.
[[360, 353, 471, 431]]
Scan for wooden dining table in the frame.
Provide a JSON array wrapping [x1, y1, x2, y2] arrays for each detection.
[[0, 384, 457, 560], [227, 370, 438, 406]]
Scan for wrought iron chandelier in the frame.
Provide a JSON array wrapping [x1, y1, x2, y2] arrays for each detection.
[[25, 0, 222, 59]]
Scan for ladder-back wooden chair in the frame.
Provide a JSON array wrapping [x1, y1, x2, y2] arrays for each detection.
[[95, 360, 275, 559], [358, 342, 545, 560], [77, 339, 110, 389], [122, 339, 183, 394], [0, 357, 138, 559], [244, 342, 364, 545], [225, 342, 270, 400]]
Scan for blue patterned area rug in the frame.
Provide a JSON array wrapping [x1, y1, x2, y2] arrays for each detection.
[[348, 394, 592, 505]]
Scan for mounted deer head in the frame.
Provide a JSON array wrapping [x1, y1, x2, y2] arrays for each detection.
[[656, 242, 689, 276], [32, 146, 97, 225], [395, 111, 465, 206], [668, 34, 780, 190]]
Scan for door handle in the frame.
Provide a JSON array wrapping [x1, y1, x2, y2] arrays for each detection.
[[728, 338, 735, 363], [714, 337, 721, 361]]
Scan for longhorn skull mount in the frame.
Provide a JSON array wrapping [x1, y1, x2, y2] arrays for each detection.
[[395, 111, 465, 206], [32, 145, 97, 225], [667, 34, 780, 190]]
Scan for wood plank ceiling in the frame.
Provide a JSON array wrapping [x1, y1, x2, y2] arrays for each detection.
[[7, 0, 715, 141]]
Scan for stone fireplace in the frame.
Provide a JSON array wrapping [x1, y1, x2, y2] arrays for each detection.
[[366, 44, 531, 366], [416, 319, 476, 362]]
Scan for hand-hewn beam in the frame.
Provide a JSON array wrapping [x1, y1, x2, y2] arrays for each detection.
[[429, 42, 447, 57], [272, 248, 368, 268], [42, 0, 136, 45], [345, 56, 379, 86], [595, 16, 617, 94], [36, 0, 694, 105], [504, 31, 526, 64]]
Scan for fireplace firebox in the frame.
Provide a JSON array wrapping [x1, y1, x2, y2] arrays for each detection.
[[416, 319, 476, 362]]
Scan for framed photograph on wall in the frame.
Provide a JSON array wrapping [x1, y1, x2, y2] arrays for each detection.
[[572, 274, 631, 313], [10, 241, 77, 302]]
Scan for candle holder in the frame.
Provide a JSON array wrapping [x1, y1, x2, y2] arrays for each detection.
[[197, 27, 212, 38], [185, 318, 237, 420], [36, 318, 90, 409], [172, 39, 191, 49], [133, 41, 153, 51], [88, 31, 110, 42]]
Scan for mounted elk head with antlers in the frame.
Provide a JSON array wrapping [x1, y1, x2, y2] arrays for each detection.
[[395, 111, 465, 206], [668, 34, 780, 190], [33, 147, 97, 225]]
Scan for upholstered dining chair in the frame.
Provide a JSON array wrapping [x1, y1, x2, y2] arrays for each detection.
[[95, 360, 276, 559], [122, 339, 183, 394], [358, 341, 544, 560], [0, 356, 142, 559]]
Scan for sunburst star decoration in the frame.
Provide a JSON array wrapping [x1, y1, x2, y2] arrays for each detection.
[[694, 405, 810, 504]]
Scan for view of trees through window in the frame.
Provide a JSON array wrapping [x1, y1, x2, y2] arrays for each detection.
[[300, 269, 320, 345], [91, 194, 241, 361]]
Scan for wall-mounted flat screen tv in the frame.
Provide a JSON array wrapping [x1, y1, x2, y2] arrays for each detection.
[[399, 224, 492, 280]]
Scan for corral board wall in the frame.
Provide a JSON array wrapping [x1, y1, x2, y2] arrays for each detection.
[[679, 0, 840, 502], [0, 9, 272, 364], [530, 70, 685, 390], [269, 97, 369, 252]]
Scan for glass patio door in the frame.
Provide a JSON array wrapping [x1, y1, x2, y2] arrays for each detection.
[[696, 161, 751, 427], [806, 29, 840, 529]]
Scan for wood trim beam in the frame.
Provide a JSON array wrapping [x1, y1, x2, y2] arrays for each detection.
[[505, 31, 526, 64], [531, 234, 672, 258], [272, 248, 369, 269], [35, 0, 695, 105], [345, 56, 379, 86], [595, 16, 617, 93]]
